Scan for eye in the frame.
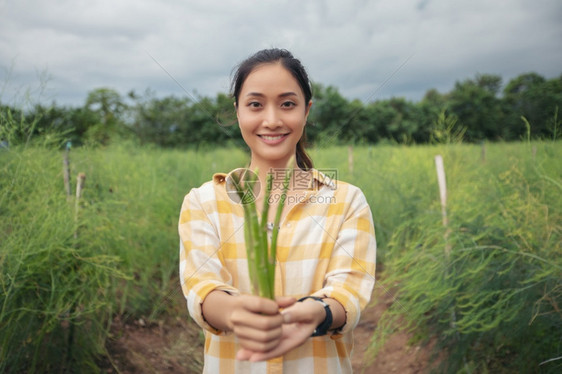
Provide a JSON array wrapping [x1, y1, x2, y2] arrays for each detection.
[[247, 101, 262, 108], [281, 101, 296, 108]]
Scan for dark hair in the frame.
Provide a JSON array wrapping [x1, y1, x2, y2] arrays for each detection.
[[231, 48, 314, 170]]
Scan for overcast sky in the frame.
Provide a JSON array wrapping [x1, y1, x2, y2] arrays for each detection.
[[1, 0, 561, 108]]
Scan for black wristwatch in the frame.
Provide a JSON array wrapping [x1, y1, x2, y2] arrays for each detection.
[[298, 296, 333, 337]]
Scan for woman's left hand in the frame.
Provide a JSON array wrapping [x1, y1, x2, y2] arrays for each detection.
[[236, 298, 326, 361]]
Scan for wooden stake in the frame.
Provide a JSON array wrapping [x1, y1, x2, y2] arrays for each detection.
[[63, 148, 71, 198], [74, 173, 86, 239], [435, 154, 458, 340], [435, 155, 448, 227], [435, 155, 451, 255]]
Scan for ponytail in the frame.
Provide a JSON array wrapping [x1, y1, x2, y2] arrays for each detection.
[[295, 128, 313, 170]]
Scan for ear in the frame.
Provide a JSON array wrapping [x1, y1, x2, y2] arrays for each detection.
[[234, 102, 240, 123], [304, 100, 313, 122]]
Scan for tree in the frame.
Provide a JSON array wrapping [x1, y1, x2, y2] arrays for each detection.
[[307, 83, 353, 145], [416, 88, 447, 143], [84, 88, 128, 145], [447, 74, 504, 141], [503, 73, 562, 138], [128, 91, 241, 148]]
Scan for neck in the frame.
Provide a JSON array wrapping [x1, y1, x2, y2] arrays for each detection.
[[248, 155, 301, 191]]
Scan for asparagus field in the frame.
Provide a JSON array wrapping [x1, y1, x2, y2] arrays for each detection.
[[1, 141, 560, 373]]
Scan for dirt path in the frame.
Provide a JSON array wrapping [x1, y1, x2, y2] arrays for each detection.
[[102, 281, 436, 373], [351, 284, 436, 373]]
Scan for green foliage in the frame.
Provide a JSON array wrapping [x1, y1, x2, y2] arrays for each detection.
[[446, 74, 505, 141], [83, 88, 129, 146], [430, 110, 466, 144], [127, 89, 241, 148], [546, 105, 560, 141], [0, 148, 125, 372], [1, 138, 560, 372], [0, 140, 247, 372], [503, 73, 562, 138], [366, 142, 562, 373], [0, 105, 68, 148], [3, 71, 561, 148]]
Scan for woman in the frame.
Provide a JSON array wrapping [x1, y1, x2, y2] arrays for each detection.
[[179, 48, 376, 373]]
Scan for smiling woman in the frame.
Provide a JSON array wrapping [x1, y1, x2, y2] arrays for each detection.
[[231, 48, 315, 171], [235, 62, 311, 172], [178, 48, 377, 374]]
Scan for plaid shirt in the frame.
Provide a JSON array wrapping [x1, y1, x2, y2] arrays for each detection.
[[179, 169, 376, 373]]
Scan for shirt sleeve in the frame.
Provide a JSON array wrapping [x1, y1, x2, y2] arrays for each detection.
[[311, 186, 377, 336], [178, 186, 239, 335]]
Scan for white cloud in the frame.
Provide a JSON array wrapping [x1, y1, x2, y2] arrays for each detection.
[[1, 0, 560, 106]]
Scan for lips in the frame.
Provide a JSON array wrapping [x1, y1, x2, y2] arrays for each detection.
[[259, 134, 287, 140], [258, 133, 289, 144]]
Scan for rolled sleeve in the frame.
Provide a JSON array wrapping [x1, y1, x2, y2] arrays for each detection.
[[313, 187, 376, 336], [178, 187, 239, 335]]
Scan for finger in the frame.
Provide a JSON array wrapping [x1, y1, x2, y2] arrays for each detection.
[[233, 324, 282, 345], [281, 299, 324, 325], [237, 335, 280, 353], [275, 296, 296, 309], [236, 348, 253, 361], [248, 324, 313, 361], [231, 309, 284, 331], [242, 295, 280, 315]]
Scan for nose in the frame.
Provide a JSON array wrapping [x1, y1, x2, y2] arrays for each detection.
[[263, 106, 282, 128]]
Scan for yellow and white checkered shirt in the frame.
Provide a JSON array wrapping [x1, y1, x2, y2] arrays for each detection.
[[179, 169, 376, 373]]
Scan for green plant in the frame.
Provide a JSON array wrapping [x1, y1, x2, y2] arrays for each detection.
[[430, 109, 466, 144], [366, 142, 561, 373], [0, 148, 126, 372], [230, 164, 292, 299]]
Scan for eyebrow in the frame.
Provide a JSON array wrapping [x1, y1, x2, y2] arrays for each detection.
[[245, 92, 299, 98]]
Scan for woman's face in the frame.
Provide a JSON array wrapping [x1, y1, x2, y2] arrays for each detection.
[[236, 62, 311, 168]]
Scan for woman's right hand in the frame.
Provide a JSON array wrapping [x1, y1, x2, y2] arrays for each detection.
[[202, 291, 295, 354], [227, 294, 286, 353]]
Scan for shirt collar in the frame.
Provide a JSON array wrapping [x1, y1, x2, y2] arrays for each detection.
[[213, 168, 336, 190]]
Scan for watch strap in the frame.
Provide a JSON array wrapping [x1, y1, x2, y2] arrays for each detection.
[[297, 296, 333, 337]]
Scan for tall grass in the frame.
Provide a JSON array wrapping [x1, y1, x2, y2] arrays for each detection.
[[1, 138, 559, 372], [0, 140, 247, 372], [362, 142, 561, 373], [0, 147, 124, 372]]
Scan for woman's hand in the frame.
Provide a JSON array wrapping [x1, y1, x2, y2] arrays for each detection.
[[203, 291, 299, 354], [227, 295, 291, 353], [236, 297, 327, 361]]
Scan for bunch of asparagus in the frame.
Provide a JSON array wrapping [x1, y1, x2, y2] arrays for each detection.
[[230, 165, 292, 300]]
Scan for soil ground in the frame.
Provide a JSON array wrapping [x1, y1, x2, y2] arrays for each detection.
[[101, 274, 438, 373]]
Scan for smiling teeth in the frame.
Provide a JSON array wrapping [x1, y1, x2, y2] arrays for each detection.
[[261, 135, 284, 140]]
